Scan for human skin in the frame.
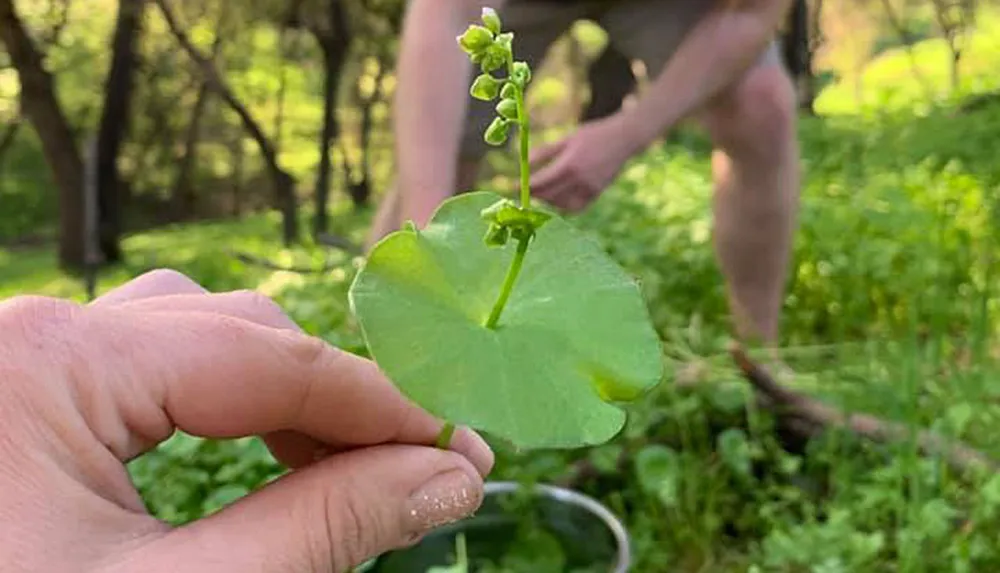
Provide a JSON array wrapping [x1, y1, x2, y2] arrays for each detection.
[[369, 0, 799, 348], [0, 269, 494, 573]]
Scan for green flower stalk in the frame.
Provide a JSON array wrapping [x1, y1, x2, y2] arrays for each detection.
[[457, 7, 549, 330]]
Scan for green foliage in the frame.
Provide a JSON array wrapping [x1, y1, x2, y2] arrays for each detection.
[[0, 130, 56, 241], [817, 6, 1000, 116], [128, 433, 284, 525]]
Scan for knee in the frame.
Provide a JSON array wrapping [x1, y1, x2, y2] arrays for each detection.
[[701, 65, 797, 158]]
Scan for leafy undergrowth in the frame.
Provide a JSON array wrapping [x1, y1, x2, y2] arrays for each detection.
[[815, 6, 1000, 117], [4, 102, 1000, 571]]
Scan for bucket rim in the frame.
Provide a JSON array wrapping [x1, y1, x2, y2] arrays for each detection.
[[482, 480, 632, 572]]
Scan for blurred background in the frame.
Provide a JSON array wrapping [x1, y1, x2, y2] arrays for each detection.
[[2, 0, 1000, 570]]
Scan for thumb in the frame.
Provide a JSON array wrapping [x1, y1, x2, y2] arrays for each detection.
[[145, 445, 485, 572]]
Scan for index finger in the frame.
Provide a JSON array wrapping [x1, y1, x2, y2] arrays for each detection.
[[79, 306, 494, 477]]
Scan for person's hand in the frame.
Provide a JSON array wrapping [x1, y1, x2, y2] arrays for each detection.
[[0, 269, 494, 573], [529, 112, 640, 212]]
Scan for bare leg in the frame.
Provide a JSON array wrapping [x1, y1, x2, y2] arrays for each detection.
[[363, 159, 484, 252], [699, 63, 800, 349]]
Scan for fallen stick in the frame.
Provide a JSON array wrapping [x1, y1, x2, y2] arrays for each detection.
[[729, 343, 998, 475], [315, 232, 362, 256], [230, 250, 343, 274]]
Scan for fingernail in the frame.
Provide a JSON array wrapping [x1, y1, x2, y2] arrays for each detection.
[[405, 469, 483, 537]]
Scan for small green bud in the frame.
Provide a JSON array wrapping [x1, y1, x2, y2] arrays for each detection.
[[484, 117, 510, 146], [481, 199, 552, 232], [495, 32, 514, 51], [500, 82, 517, 99], [481, 7, 502, 35], [402, 220, 418, 233], [480, 199, 553, 245], [512, 60, 531, 86], [523, 208, 552, 229], [480, 198, 515, 223], [479, 44, 506, 73], [483, 223, 509, 247], [457, 25, 493, 54], [496, 98, 518, 120], [470, 74, 501, 101]]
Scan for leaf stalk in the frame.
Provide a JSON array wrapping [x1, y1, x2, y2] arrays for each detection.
[[484, 235, 529, 329]]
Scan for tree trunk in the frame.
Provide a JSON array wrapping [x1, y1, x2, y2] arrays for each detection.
[[930, 0, 973, 96], [877, 0, 934, 101], [156, 0, 299, 245], [310, 0, 351, 237], [172, 82, 210, 218], [172, 7, 227, 219], [230, 133, 244, 216], [96, 0, 147, 264], [0, 0, 85, 270], [351, 62, 386, 208], [274, 28, 290, 154], [950, 44, 962, 93], [0, 117, 21, 167], [83, 136, 100, 299]]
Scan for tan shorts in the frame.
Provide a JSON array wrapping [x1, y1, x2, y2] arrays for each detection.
[[459, 0, 782, 160]]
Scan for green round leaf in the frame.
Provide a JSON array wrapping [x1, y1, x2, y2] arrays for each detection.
[[348, 192, 663, 450]]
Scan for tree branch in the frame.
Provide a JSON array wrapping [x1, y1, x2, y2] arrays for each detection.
[[730, 343, 998, 476], [877, 0, 935, 101], [155, 0, 299, 243], [229, 250, 344, 274], [0, 115, 21, 163], [154, 0, 285, 182]]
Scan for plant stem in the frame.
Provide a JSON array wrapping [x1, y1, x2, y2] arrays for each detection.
[[485, 236, 529, 329], [435, 421, 456, 449], [483, 58, 533, 330], [514, 89, 530, 208], [456, 532, 468, 568]]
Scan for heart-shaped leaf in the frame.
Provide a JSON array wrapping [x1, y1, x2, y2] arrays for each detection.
[[348, 191, 663, 449]]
